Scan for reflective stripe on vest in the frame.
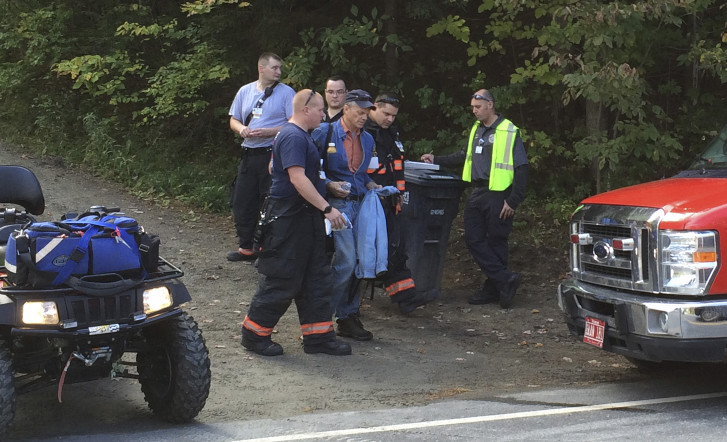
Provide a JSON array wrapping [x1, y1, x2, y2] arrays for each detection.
[[461, 119, 518, 190]]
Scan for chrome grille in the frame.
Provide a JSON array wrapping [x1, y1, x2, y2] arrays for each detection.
[[583, 224, 631, 238], [571, 205, 663, 293]]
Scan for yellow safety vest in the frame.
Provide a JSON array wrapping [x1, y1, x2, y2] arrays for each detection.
[[462, 118, 518, 190]]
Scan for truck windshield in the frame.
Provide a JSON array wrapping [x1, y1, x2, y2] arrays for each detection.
[[687, 124, 727, 170]]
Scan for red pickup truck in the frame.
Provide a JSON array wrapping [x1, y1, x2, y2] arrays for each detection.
[[558, 125, 727, 364]]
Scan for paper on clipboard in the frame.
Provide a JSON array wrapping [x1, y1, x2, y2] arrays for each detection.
[[404, 160, 440, 171]]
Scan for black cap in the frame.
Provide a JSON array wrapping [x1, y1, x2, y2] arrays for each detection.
[[344, 89, 375, 109]]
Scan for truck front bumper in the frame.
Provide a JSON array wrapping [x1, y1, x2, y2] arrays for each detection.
[[558, 278, 727, 362]]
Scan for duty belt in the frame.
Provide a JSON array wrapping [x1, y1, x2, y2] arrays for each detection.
[[472, 179, 489, 188], [242, 146, 273, 156]]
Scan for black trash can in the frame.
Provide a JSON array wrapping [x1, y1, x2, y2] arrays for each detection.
[[400, 168, 466, 297]]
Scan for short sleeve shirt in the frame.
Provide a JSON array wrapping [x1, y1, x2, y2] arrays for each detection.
[[269, 122, 326, 199], [229, 81, 296, 148]]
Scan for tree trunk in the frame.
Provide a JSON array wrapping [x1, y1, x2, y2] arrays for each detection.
[[690, 12, 699, 105], [586, 99, 607, 194]]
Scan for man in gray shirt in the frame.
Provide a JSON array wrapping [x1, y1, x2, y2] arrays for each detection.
[[421, 89, 528, 308], [227, 53, 295, 262]]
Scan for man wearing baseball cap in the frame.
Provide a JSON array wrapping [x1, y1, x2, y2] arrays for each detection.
[[312, 89, 381, 341]]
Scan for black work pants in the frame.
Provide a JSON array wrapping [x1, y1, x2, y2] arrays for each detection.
[[231, 150, 271, 249], [242, 205, 335, 345], [380, 198, 416, 302], [463, 187, 514, 285]]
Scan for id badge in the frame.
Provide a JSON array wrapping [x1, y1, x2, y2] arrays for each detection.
[[368, 156, 379, 170], [395, 140, 404, 152], [319, 159, 326, 180], [252, 107, 263, 119], [475, 145, 483, 154]]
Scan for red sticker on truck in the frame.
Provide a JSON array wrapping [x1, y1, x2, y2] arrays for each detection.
[[584, 316, 605, 348]]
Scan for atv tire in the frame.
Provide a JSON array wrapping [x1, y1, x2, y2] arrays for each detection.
[[0, 340, 16, 437], [137, 312, 210, 423]]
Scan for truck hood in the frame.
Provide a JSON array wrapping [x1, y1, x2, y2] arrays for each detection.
[[582, 178, 727, 226]]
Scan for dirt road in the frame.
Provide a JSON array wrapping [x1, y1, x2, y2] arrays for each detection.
[[1, 144, 646, 439]]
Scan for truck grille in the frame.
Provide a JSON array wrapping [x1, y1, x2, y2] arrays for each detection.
[[583, 224, 631, 238], [571, 205, 663, 293]]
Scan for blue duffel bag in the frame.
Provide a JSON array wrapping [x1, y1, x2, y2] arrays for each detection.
[[4, 214, 147, 291]]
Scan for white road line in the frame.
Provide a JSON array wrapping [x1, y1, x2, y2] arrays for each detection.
[[234, 392, 727, 442]]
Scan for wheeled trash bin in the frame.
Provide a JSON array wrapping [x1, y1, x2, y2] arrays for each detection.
[[400, 168, 466, 297]]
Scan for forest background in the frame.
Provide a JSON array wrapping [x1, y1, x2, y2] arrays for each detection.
[[1, 0, 726, 224]]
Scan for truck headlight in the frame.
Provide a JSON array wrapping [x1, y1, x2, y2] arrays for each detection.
[[659, 230, 718, 295], [22, 301, 59, 325], [143, 286, 173, 314]]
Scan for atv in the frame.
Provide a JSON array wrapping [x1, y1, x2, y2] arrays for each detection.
[[0, 165, 211, 437]]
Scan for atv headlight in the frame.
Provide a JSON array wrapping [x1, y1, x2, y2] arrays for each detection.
[[22, 301, 59, 325], [143, 286, 172, 314], [659, 230, 718, 295]]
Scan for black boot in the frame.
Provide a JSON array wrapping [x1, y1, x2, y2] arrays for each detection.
[[497, 272, 521, 308], [336, 316, 373, 341], [468, 278, 499, 305], [241, 337, 284, 356], [399, 289, 439, 314], [304, 340, 352, 355]]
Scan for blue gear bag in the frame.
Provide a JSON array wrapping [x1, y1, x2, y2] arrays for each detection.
[[4, 214, 147, 289]]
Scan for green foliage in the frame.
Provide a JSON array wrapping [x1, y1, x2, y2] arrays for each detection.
[[137, 42, 230, 122], [426, 15, 470, 42], [181, 0, 251, 16], [513, 194, 581, 249], [285, 6, 412, 90], [54, 52, 145, 99], [1, 0, 727, 216], [687, 38, 727, 82]]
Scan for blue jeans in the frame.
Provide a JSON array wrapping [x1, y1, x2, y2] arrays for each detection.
[[329, 197, 361, 319]]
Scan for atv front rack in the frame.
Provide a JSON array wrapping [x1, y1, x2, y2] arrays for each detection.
[[0, 256, 184, 294]]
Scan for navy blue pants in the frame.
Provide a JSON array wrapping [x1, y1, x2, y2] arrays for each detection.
[[463, 187, 514, 285], [242, 205, 335, 345]]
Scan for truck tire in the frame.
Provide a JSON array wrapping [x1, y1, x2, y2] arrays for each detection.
[[0, 340, 16, 438], [137, 312, 211, 423]]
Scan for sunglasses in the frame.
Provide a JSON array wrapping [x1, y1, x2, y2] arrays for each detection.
[[376, 97, 400, 105], [304, 89, 316, 106], [471, 94, 492, 102], [347, 93, 372, 102]]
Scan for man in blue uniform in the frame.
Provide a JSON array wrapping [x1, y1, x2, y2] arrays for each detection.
[[241, 89, 351, 356], [421, 89, 529, 308]]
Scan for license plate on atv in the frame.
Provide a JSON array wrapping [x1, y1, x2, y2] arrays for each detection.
[[583, 316, 605, 348], [89, 324, 120, 335]]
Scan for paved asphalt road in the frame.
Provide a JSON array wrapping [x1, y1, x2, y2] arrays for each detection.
[[14, 369, 727, 441]]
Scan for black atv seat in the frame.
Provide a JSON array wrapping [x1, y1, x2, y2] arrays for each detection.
[[0, 165, 44, 267], [0, 165, 45, 215]]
